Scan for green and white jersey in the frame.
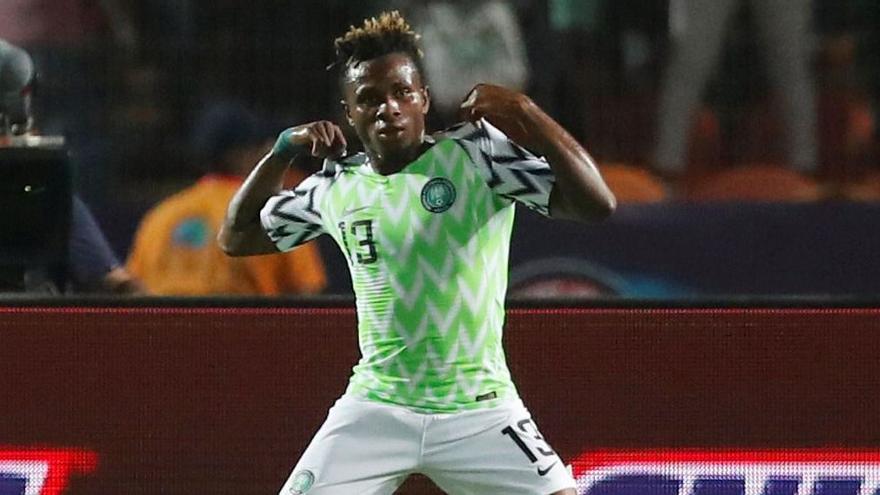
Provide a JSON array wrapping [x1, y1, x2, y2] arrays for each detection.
[[261, 119, 555, 412]]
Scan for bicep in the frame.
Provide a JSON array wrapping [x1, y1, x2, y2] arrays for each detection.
[[220, 221, 281, 256]]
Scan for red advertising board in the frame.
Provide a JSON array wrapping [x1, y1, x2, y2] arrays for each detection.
[[0, 449, 97, 495], [571, 450, 880, 494], [0, 305, 879, 494]]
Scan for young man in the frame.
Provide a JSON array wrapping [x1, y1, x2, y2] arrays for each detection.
[[219, 11, 615, 495]]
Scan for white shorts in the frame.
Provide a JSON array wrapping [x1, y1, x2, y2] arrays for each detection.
[[279, 395, 576, 495]]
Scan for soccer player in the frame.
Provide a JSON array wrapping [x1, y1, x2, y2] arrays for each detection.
[[219, 11, 615, 495]]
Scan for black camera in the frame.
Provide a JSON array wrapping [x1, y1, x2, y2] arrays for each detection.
[[0, 144, 72, 292]]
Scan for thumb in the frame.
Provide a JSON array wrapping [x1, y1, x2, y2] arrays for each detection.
[[459, 90, 480, 122], [461, 88, 478, 108]]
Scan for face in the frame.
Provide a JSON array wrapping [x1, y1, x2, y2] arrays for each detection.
[[342, 52, 430, 163]]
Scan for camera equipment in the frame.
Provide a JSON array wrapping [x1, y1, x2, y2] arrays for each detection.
[[0, 143, 71, 292]]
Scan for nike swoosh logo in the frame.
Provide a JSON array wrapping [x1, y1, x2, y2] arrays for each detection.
[[341, 205, 370, 217], [537, 461, 558, 476]]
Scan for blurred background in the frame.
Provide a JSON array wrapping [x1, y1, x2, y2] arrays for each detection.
[[3, 0, 880, 299], [4, 4, 880, 494]]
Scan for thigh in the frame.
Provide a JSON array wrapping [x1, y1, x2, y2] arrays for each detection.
[[278, 396, 419, 495], [422, 400, 576, 495]]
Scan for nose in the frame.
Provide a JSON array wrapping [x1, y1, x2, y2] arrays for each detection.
[[377, 96, 401, 121]]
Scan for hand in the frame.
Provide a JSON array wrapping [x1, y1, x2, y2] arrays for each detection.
[[102, 267, 147, 295], [275, 121, 347, 160], [458, 84, 534, 144]]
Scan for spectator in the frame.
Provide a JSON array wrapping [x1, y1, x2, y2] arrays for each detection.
[[654, 0, 817, 178], [524, 0, 668, 162], [1, 38, 143, 294], [0, 39, 34, 136], [68, 195, 144, 293], [405, 0, 530, 126], [126, 101, 327, 295], [0, 0, 138, 202]]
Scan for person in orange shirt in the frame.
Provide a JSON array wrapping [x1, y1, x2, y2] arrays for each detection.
[[127, 102, 326, 295]]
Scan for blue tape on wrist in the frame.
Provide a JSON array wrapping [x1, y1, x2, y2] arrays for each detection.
[[272, 128, 303, 161]]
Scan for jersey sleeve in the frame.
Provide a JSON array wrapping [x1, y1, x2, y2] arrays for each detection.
[[260, 172, 331, 252], [450, 118, 556, 217]]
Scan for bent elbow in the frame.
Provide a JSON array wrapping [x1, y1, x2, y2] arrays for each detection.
[[551, 187, 617, 223], [574, 190, 616, 223], [217, 227, 246, 257], [218, 223, 279, 256], [593, 192, 617, 220]]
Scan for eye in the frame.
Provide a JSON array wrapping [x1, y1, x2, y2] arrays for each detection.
[[356, 91, 380, 106], [395, 87, 413, 98]]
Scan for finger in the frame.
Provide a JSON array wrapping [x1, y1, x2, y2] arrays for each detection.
[[322, 121, 337, 147], [307, 128, 321, 156], [458, 102, 475, 122], [463, 105, 485, 123], [323, 121, 338, 147], [330, 125, 348, 156], [315, 122, 333, 148], [460, 87, 478, 110], [458, 89, 476, 119]]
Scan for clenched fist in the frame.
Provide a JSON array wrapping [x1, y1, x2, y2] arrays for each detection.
[[274, 120, 348, 160], [459, 84, 535, 144]]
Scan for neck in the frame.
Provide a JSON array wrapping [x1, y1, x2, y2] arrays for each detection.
[[367, 139, 430, 176]]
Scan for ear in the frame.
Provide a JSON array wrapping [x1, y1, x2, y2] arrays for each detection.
[[342, 100, 354, 127], [420, 85, 431, 115]]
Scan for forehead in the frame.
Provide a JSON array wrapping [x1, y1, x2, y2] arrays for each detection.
[[343, 52, 422, 93]]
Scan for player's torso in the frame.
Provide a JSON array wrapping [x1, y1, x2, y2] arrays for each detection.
[[320, 138, 518, 412]]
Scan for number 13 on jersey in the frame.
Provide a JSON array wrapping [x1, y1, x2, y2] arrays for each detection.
[[338, 220, 378, 265]]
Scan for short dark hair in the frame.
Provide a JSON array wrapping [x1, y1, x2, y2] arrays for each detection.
[[332, 11, 425, 82]]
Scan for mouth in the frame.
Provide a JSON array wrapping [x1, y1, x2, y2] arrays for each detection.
[[377, 123, 406, 136]]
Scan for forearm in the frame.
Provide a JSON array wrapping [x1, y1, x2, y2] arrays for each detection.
[[518, 100, 616, 222], [219, 121, 345, 256], [218, 152, 288, 256]]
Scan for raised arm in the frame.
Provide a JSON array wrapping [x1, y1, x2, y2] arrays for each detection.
[[218, 121, 347, 256], [459, 84, 616, 222], [218, 151, 289, 256]]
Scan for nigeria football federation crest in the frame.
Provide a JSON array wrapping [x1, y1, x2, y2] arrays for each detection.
[[289, 469, 315, 494], [421, 177, 456, 213]]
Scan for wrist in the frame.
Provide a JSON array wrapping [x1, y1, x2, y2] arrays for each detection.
[[272, 127, 305, 161]]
